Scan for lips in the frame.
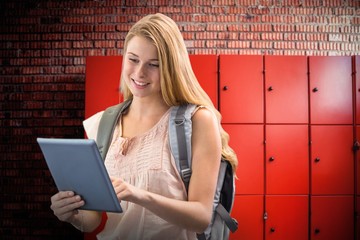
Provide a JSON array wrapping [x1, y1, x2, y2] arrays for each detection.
[[132, 79, 149, 87]]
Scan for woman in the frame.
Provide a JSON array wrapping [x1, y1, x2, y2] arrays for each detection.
[[50, 13, 237, 239]]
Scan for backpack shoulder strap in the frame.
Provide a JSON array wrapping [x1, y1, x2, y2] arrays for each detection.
[[168, 104, 196, 191], [97, 99, 132, 160]]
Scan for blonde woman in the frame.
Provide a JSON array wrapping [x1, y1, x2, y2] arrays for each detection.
[[50, 13, 237, 239]]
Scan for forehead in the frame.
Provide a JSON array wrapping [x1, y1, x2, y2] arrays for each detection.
[[126, 36, 158, 59]]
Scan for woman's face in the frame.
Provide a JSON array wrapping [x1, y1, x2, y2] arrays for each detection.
[[122, 36, 161, 100]]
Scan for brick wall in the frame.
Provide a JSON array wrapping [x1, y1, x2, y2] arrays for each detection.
[[1, 0, 359, 239]]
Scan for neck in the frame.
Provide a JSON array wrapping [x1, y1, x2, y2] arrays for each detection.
[[127, 97, 169, 120]]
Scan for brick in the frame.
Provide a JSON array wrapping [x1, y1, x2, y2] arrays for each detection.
[[295, 24, 318, 32], [61, 49, 83, 57], [251, 24, 273, 32], [183, 24, 206, 31], [228, 40, 251, 48], [106, 32, 126, 40], [228, 24, 250, 31], [296, 41, 318, 50], [195, 31, 217, 40], [95, 24, 116, 32], [194, 15, 216, 22], [228, 6, 246, 14], [71, 25, 94, 32], [261, 32, 283, 40], [52, 41, 71, 49], [240, 32, 261, 40], [284, 33, 306, 41], [206, 24, 227, 31], [73, 41, 93, 48], [218, 32, 239, 40], [64, 66, 85, 74], [274, 41, 296, 49], [252, 41, 274, 49], [203, 6, 225, 14]]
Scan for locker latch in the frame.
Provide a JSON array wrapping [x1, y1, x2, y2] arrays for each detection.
[[353, 141, 360, 152], [263, 212, 268, 220]]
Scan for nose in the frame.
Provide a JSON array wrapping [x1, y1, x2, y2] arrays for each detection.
[[134, 63, 146, 78]]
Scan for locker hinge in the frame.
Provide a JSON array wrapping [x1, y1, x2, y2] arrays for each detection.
[[263, 212, 268, 220], [353, 141, 360, 152]]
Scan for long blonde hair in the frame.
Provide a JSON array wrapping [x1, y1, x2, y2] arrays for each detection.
[[120, 13, 238, 171]]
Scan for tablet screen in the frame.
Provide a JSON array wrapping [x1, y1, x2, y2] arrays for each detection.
[[37, 138, 122, 213]]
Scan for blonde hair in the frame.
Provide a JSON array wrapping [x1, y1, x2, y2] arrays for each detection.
[[120, 13, 238, 171]]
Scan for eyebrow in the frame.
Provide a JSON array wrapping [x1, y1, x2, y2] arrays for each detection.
[[127, 52, 159, 61]]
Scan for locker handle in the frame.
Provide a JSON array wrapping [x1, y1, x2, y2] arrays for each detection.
[[270, 227, 275, 233], [314, 228, 320, 234], [314, 157, 320, 163], [312, 87, 319, 92], [353, 141, 360, 151], [223, 86, 229, 91], [269, 156, 275, 162], [268, 86, 273, 91]]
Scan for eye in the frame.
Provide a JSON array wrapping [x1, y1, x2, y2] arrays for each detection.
[[149, 63, 159, 68], [129, 58, 139, 63]]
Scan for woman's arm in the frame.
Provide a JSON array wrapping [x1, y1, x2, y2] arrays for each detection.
[[111, 107, 221, 233]]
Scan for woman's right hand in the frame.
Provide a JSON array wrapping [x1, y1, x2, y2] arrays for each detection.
[[50, 191, 85, 223]]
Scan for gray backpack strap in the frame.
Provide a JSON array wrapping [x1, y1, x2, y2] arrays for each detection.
[[169, 104, 196, 191], [97, 99, 132, 160]]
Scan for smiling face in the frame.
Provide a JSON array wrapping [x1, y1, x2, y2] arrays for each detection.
[[122, 36, 161, 100]]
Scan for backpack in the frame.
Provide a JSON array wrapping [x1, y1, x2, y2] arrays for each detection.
[[96, 99, 238, 240]]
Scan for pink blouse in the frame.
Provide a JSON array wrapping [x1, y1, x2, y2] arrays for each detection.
[[83, 107, 197, 240]]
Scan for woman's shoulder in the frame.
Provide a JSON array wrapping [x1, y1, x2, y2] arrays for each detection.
[[191, 106, 219, 132], [83, 111, 104, 140]]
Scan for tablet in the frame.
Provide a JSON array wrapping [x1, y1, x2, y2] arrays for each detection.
[[37, 138, 122, 213]]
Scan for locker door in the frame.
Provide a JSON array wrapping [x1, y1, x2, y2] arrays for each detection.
[[311, 196, 354, 240], [189, 55, 218, 108], [265, 195, 308, 240], [309, 56, 353, 124], [230, 195, 263, 240], [220, 55, 264, 123], [356, 56, 360, 124], [85, 56, 123, 118], [311, 125, 354, 195], [223, 124, 264, 194], [265, 56, 308, 124], [357, 197, 360, 240], [357, 126, 360, 196], [266, 125, 309, 194]]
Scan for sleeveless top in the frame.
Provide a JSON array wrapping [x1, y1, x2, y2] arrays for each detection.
[[83, 107, 197, 240]]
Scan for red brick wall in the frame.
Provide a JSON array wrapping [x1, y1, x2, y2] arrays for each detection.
[[1, 0, 359, 239]]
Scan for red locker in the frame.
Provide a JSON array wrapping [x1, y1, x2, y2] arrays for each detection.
[[311, 196, 354, 240], [230, 195, 264, 240], [356, 56, 360, 124], [311, 125, 354, 195], [85, 56, 123, 118], [189, 55, 218, 108], [357, 126, 360, 196], [357, 197, 360, 240], [266, 125, 309, 194], [223, 124, 264, 194], [265, 195, 308, 240], [220, 55, 264, 123], [265, 56, 308, 124], [309, 56, 353, 124]]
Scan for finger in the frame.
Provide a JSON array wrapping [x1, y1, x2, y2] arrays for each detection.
[[51, 194, 84, 212], [51, 191, 74, 202], [52, 198, 85, 220]]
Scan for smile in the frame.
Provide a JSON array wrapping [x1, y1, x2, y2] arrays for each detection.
[[132, 79, 149, 87]]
